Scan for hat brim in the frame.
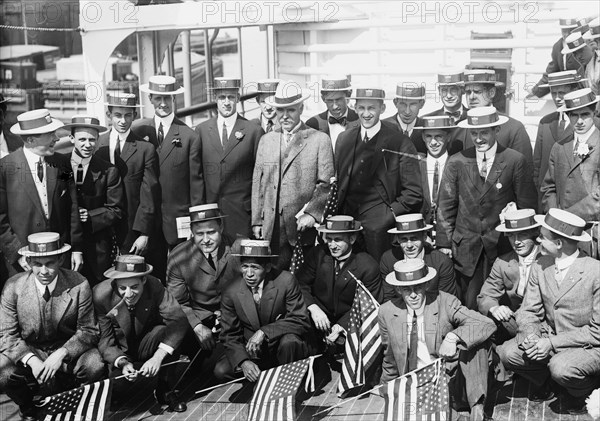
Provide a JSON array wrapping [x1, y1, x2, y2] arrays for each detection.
[[534, 215, 592, 242], [62, 123, 108, 132], [350, 96, 388, 101], [264, 93, 310, 108], [385, 266, 437, 286], [557, 96, 600, 112], [463, 81, 505, 88], [317, 224, 363, 234], [496, 221, 541, 233], [457, 114, 509, 129], [561, 44, 586, 54], [104, 102, 141, 108], [103, 264, 154, 279], [538, 77, 589, 89], [437, 82, 465, 87], [18, 244, 71, 257], [413, 125, 455, 130], [393, 95, 426, 100], [10, 119, 64, 135], [139, 84, 185, 95], [231, 253, 279, 258], [583, 31, 600, 40], [387, 224, 433, 234], [190, 214, 228, 224]]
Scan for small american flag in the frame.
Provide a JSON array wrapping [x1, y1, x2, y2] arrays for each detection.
[[322, 176, 338, 220], [39, 378, 112, 421], [337, 279, 382, 395], [247, 357, 313, 421], [382, 359, 449, 421], [288, 233, 304, 275]]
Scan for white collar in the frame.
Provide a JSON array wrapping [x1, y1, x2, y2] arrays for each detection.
[[407, 299, 426, 318], [427, 152, 448, 165], [518, 246, 539, 265], [154, 112, 175, 128], [476, 141, 498, 159], [555, 250, 579, 271], [335, 251, 352, 263], [203, 249, 219, 262], [284, 121, 302, 136], [217, 113, 238, 128], [397, 116, 416, 131], [23, 146, 44, 164], [249, 280, 264, 292], [574, 125, 596, 143], [70, 151, 91, 166], [111, 128, 130, 142], [35, 275, 58, 295], [443, 105, 463, 115], [361, 120, 382, 140], [327, 109, 349, 121]]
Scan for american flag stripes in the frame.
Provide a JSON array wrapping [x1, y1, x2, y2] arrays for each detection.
[[322, 176, 338, 220], [288, 232, 304, 275], [40, 378, 112, 421], [337, 278, 382, 395], [381, 359, 449, 421], [247, 357, 313, 421]]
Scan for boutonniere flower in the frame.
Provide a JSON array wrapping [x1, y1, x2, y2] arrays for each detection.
[[171, 138, 182, 146], [576, 143, 592, 160], [235, 131, 244, 140], [143, 136, 150, 142], [495, 182, 502, 191]]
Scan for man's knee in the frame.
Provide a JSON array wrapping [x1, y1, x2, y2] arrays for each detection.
[[548, 354, 580, 384], [75, 348, 106, 383], [213, 357, 234, 381], [0, 353, 19, 389], [497, 339, 522, 368], [277, 333, 308, 363]]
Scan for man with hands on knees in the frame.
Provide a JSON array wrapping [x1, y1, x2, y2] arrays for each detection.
[[214, 240, 311, 382], [378, 259, 496, 421], [93, 255, 188, 412], [0, 233, 103, 421]]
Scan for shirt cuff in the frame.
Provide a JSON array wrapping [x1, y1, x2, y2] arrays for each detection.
[[158, 343, 174, 355], [21, 353, 35, 367], [114, 356, 130, 369], [72, 251, 83, 256]]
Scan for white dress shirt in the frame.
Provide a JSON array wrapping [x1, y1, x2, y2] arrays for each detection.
[[251, 281, 265, 300], [23, 147, 49, 219], [154, 112, 175, 140], [516, 246, 539, 297], [217, 113, 238, 144], [554, 250, 579, 285], [574, 124, 595, 150], [585, 50, 600, 95], [327, 110, 349, 151], [70, 152, 91, 184], [109, 129, 130, 165], [360, 120, 382, 142], [476, 142, 498, 181], [0, 131, 9, 159], [283, 121, 302, 145], [426, 152, 448, 202], [397, 116, 416, 136], [407, 301, 433, 370]]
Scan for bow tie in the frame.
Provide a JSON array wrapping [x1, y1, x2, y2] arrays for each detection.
[[328, 116, 347, 126], [445, 110, 461, 120]]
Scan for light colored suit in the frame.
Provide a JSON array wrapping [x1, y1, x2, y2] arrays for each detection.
[[251, 122, 334, 243], [498, 254, 600, 397], [541, 127, 600, 222]]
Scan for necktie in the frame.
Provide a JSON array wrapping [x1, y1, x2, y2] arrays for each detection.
[[37, 157, 44, 182], [558, 117, 566, 133], [127, 308, 138, 353], [157, 122, 164, 148], [334, 260, 342, 278], [207, 253, 216, 270], [432, 160, 440, 204], [328, 116, 347, 126], [114, 138, 121, 163], [573, 138, 580, 157], [76, 163, 84, 185], [446, 110, 461, 122], [252, 287, 261, 304], [403, 129, 410, 137], [266, 119, 274, 133], [363, 132, 369, 143], [221, 122, 228, 147], [407, 312, 418, 372], [285, 132, 292, 145], [555, 266, 563, 286], [43, 285, 51, 302], [480, 153, 487, 179]]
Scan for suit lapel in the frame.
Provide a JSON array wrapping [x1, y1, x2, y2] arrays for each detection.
[[238, 284, 260, 331], [159, 121, 180, 166], [419, 159, 431, 207], [207, 119, 223, 155], [45, 163, 59, 218], [21, 274, 42, 337], [462, 150, 483, 194], [259, 279, 278, 324], [221, 117, 244, 161], [544, 264, 560, 300], [482, 151, 507, 196], [555, 258, 585, 304], [120, 132, 138, 163], [215, 243, 230, 280], [334, 255, 355, 304], [15, 151, 46, 219], [111, 294, 132, 340], [194, 245, 216, 276], [423, 296, 439, 354], [282, 127, 307, 176], [318, 112, 330, 135], [134, 288, 152, 334], [52, 274, 73, 325]]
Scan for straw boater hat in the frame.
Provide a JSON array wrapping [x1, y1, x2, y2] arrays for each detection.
[[558, 88, 600, 112], [264, 80, 310, 108], [561, 32, 587, 54], [413, 116, 456, 130], [212, 77, 241, 93], [62, 115, 108, 132], [385, 259, 437, 286], [583, 17, 600, 40], [11, 109, 64, 135], [349, 88, 386, 101], [103, 254, 153, 279], [462, 69, 505, 88], [320, 75, 352, 92], [317, 215, 362, 234], [559, 18, 579, 29], [189, 203, 227, 224], [105, 92, 140, 108], [387, 214, 432, 234], [496, 209, 541, 233], [457, 106, 509, 129], [537, 70, 587, 89], [140, 75, 185, 95], [534, 208, 591, 242], [437, 71, 465, 87], [393, 85, 425, 100], [232, 239, 278, 258], [254, 79, 280, 94], [18, 232, 71, 257]]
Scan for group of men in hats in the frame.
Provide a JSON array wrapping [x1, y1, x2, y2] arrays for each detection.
[[1, 45, 600, 419]]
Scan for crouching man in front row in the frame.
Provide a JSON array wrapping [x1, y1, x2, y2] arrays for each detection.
[[93, 255, 188, 412], [378, 259, 496, 421]]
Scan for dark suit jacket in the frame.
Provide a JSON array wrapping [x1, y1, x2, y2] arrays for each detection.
[[477, 250, 543, 316], [166, 239, 238, 329], [93, 275, 188, 366], [96, 130, 159, 250], [76, 155, 125, 284], [249, 115, 281, 133], [194, 115, 264, 239], [541, 127, 600, 221], [2, 126, 22, 153], [516, 254, 600, 352], [382, 115, 427, 154], [295, 248, 382, 329], [306, 109, 359, 139], [335, 122, 423, 217], [220, 270, 310, 369], [0, 149, 83, 269], [437, 146, 538, 277], [532, 37, 586, 98], [0, 269, 98, 363], [378, 292, 495, 383], [132, 117, 203, 246], [422, 107, 468, 155], [379, 245, 459, 301]]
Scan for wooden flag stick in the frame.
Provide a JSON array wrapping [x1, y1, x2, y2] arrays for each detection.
[[194, 377, 246, 395], [347, 271, 380, 308], [311, 384, 384, 418], [381, 148, 424, 161], [113, 355, 190, 381]]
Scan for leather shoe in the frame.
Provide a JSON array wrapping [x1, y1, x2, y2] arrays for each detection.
[[550, 395, 587, 415], [19, 405, 38, 421], [154, 388, 187, 413], [530, 382, 555, 402]]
